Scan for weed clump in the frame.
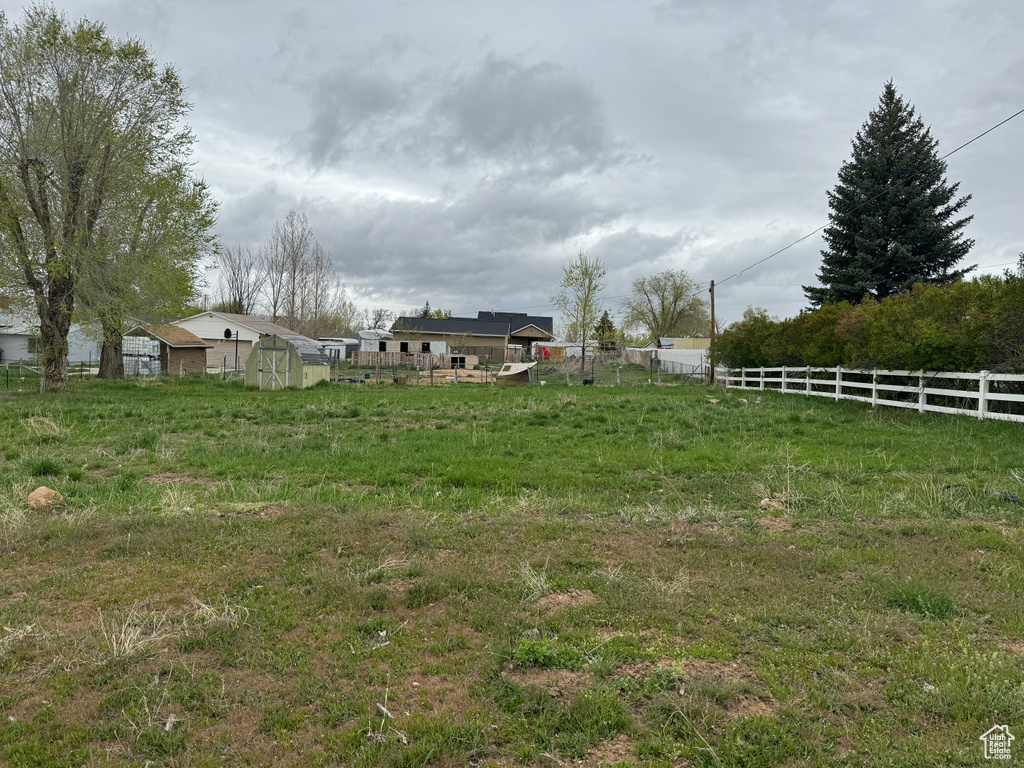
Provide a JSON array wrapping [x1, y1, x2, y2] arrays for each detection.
[[887, 584, 956, 619], [23, 456, 62, 477]]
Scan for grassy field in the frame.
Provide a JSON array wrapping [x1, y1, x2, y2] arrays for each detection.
[[1, 377, 1022, 767]]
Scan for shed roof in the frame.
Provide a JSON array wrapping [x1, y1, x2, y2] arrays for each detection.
[[131, 324, 212, 348], [274, 334, 331, 366]]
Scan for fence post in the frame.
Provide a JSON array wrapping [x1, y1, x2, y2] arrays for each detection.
[[780, 366, 787, 393], [835, 365, 842, 401], [871, 369, 878, 407], [917, 370, 926, 414], [759, 367, 765, 391], [805, 366, 811, 396], [978, 370, 989, 419]]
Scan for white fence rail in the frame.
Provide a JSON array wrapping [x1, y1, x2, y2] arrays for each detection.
[[721, 366, 1024, 423]]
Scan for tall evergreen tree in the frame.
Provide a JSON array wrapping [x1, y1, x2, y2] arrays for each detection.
[[593, 310, 617, 351], [804, 82, 974, 307]]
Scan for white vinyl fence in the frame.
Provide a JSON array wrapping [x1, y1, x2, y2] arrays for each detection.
[[721, 366, 1024, 423]]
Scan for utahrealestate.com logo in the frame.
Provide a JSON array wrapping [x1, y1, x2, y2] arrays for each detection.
[[980, 725, 1014, 760]]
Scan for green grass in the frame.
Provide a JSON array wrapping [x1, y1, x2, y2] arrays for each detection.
[[0, 376, 1022, 766]]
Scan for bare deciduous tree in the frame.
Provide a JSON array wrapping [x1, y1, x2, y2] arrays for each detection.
[[364, 307, 395, 330], [257, 210, 353, 338], [217, 244, 265, 316]]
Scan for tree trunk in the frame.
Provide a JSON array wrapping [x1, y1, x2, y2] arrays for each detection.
[[98, 330, 124, 379], [38, 278, 74, 394], [97, 311, 125, 379]]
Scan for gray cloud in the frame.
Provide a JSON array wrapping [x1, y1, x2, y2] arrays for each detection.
[[298, 52, 625, 179]]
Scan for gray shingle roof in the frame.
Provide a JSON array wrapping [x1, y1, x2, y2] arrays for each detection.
[[477, 311, 554, 335], [392, 317, 510, 337]]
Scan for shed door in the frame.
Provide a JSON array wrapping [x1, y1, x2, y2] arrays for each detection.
[[257, 346, 289, 390]]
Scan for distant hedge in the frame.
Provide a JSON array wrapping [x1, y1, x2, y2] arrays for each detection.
[[711, 272, 1024, 373]]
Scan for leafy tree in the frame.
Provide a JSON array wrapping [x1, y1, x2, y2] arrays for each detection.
[[550, 249, 606, 377], [79, 162, 216, 378], [804, 82, 974, 307], [621, 269, 708, 343], [593, 310, 617, 351], [0, 6, 194, 392]]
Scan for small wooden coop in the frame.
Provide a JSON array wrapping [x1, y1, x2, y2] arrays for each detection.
[[125, 324, 212, 376], [244, 334, 331, 390]]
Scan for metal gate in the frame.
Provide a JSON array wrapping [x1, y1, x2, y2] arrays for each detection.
[[256, 345, 290, 390]]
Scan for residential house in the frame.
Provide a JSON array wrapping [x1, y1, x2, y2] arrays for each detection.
[[0, 312, 101, 364], [390, 311, 554, 361], [171, 311, 319, 370], [476, 311, 555, 350]]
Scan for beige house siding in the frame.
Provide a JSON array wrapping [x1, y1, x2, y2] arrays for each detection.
[[671, 337, 711, 350], [206, 338, 253, 369], [391, 330, 507, 352]]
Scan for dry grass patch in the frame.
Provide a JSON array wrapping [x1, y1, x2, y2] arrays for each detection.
[[511, 667, 593, 699], [535, 589, 598, 614], [758, 516, 792, 533], [144, 472, 218, 488]]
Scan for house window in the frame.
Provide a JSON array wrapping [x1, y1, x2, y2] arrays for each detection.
[[27, 336, 41, 354], [378, 341, 387, 352], [450, 356, 466, 370], [400, 342, 409, 353], [421, 342, 430, 353]]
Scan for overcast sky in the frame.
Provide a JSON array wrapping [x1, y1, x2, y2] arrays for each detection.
[[5, 0, 1022, 325]]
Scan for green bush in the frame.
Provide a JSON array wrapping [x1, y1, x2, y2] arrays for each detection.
[[712, 270, 1024, 373]]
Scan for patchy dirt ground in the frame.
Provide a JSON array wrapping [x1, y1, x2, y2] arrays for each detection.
[[535, 589, 598, 613], [758, 516, 792, 533]]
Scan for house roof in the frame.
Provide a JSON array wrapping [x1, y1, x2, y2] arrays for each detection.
[[477, 311, 554, 335], [392, 317, 510, 337], [130, 324, 212, 348], [178, 311, 303, 338]]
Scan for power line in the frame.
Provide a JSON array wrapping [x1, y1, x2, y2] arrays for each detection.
[[715, 106, 1024, 287]]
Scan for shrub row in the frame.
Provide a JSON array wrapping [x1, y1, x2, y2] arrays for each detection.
[[711, 271, 1024, 372]]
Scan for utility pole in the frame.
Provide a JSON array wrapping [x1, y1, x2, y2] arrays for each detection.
[[708, 280, 716, 384]]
